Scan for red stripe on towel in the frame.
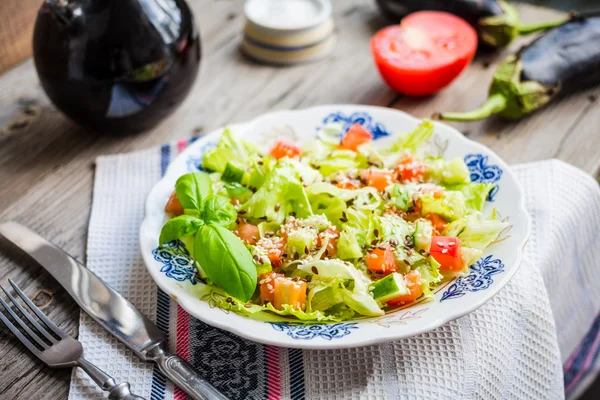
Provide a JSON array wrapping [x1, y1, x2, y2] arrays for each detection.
[[265, 345, 281, 399]]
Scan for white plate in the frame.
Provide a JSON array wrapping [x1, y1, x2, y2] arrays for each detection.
[[140, 105, 531, 349]]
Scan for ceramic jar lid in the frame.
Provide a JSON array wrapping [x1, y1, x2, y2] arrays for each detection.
[[242, 0, 335, 65]]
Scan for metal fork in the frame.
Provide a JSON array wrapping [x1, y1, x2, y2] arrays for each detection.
[[0, 279, 145, 400]]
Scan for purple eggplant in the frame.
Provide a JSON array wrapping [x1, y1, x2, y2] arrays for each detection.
[[375, 0, 568, 48], [434, 13, 600, 121]]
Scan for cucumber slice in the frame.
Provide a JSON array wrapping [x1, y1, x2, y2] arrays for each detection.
[[222, 161, 245, 183], [413, 220, 433, 252], [370, 273, 409, 303], [225, 182, 253, 203]]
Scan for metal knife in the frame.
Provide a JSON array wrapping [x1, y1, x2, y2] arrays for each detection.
[[0, 222, 228, 400]]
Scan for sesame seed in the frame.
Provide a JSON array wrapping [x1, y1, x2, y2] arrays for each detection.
[[374, 228, 379, 237], [371, 254, 378, 259], [448, 241, 456, 246], [441, 248, 448, 254], [275, 203, 281, 211], [299, 203, 304, 208], [245, 304, 252, 308], [437, 241, 444, 246], [311, 266, 319, 274]]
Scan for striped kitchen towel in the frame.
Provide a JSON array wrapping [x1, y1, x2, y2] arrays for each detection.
[[68, 137, 600, 400]]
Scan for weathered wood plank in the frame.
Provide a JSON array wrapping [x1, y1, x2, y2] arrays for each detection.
[[0, 0, 39, 74]]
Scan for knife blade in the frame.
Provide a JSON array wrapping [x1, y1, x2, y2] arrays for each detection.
[[0, 222, 227, 400]]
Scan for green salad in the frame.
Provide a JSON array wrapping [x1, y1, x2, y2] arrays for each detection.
[[159, 120, 508, 321]]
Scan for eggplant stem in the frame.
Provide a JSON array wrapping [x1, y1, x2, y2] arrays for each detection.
[[517, 17, 569, 34], [434, 94, 508, 122]]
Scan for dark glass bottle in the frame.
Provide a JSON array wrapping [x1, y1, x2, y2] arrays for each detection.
[[33, 0, 201, 134]]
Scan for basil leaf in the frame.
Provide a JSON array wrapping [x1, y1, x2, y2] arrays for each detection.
[[159, 215, 203, 244], [201, 195, 237, 227], [175, 172, 213, 212], [195, 224, 257, 301]]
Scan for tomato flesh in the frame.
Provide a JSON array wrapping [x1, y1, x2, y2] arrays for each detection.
[[426, 213, 448, 233], [430, 236, 464, 272], [370, 11, 477, 96], [340, 123, 373, 151], [259, 273, 307, 311], [361, 169, 397, 191], [317, 226, 340, 258], [269, 140, 301, 159], [366, 243, 398, 274], [396, 154, 427, 182], [236, 222, 260, 245], [387, 270, 423, 306], [165, 191, 184, 216]]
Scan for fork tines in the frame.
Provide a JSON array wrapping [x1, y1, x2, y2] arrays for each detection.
[[0, 279, 64, 355]]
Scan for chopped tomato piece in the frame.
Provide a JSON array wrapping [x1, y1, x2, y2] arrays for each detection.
[[274, 278, 307, 311], [366, 243, 398, 274], [236, 222, 260, 245], [267, 239, 286, 268], [269, 140, 301, 159], [165, 191, 184, 216], [339, 123, 373, 151], [396, 154, 427, 182], [259, 272, 284, 306], [361, 169, 396, 191], [317, 227, 340, 258], [259, 273, 307, 311], [387, 270, 424, 306], [426, 213, 448, 233], [430, 236, 464, 272]]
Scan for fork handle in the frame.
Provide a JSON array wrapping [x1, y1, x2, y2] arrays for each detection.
[[78, 357, 146, 399]]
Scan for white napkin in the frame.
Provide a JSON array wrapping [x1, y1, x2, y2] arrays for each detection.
[[68, 139, 600, 400]]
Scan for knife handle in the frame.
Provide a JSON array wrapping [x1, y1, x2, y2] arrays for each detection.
[[148, 344, 229, 400]]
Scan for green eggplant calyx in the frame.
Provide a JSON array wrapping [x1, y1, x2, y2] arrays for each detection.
[[517, 16, 569, 34], [433, 56, 558, 122], [478, 1, 520, 48], [432, 94, 507, 122]]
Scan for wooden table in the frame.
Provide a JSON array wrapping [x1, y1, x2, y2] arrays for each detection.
[[0, 1, 598, 398]]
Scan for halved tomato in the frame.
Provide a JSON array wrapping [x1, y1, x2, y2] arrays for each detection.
[[371, 11, 477, 96]]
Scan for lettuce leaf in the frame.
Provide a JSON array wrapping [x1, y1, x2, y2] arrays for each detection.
[[202, 128, 260, 173], [240, 165, 313, 223], [337, 208, 380, 259], [458, 219, 509, 250], [420, 191, 469, 221], [210, 291, 348, 322], [384, 120, 434, 155], [298, 259, 383, 316], [446, 183, 495, 212], [425, 158, 471, 185], [414, 257, 443, 298]]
